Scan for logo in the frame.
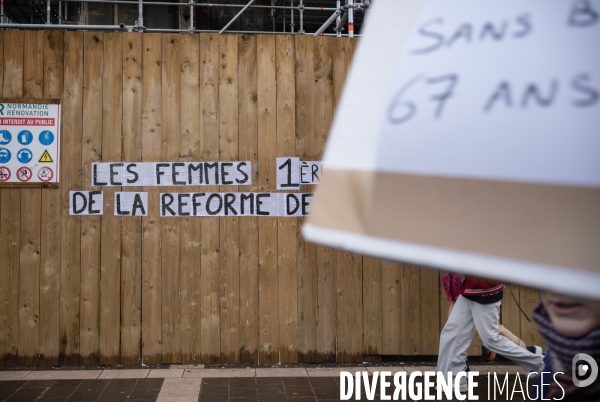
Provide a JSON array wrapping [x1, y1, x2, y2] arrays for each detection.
[[0, 166, 10, 181], [16, 166, 32, 182], [0, 129, 11, 145], [573, 353, 598, 387], [0, 104, 4, 115], [17, 148, 33, 163], [39, 130, 55, 146], [18, 130, 33, 145], [37, 167, 53, 182]]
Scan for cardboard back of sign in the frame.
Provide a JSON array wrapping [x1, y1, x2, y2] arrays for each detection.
[[304, 0, 600, 299]]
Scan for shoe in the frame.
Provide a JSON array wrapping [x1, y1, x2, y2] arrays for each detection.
[[526, 345, 543, 355], [482, 346, 496, 362]]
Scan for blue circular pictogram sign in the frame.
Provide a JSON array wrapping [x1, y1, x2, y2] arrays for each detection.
[[18, 130, 33, 145], [17, 148, 33, 164], [0, 148, 11, 163], [0, 130, 11, 145], [39, 130, 55, 146]]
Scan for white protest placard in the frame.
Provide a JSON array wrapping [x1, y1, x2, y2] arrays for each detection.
[[115, 192, 148, 216], [304, 0, 600, 299], [69, 191, 103, 215], [92, 161, 252, 187], [276, 157, 322, 189], [276, 157, 300, 190], [0, 99, 60, 186]]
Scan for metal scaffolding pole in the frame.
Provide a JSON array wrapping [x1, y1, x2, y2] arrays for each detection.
[[189, 0, 194, 32], [137, 0, 143, 29], [219, 0, 256, 34], [347, 0, 354, 37], [299, 0, 303, 33], [313, 9, 339, 36]]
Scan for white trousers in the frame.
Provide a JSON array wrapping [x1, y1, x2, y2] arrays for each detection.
[[436, 295, 544, 381]]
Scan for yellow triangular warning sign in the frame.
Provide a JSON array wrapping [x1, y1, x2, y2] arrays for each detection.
[[39, 150, 53, 163]]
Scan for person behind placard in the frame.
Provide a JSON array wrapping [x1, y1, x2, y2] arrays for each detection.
[[531, 292, 600, 400], [437, 275, 545, 391], [442, 272, 542, 361]]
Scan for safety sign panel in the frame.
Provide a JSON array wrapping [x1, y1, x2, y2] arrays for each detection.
[[0, 100, 60, 186]]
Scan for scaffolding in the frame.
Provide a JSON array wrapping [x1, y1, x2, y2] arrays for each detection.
[[0, 0, 369, 36]]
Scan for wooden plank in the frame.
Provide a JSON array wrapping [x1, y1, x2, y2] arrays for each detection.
[[336, 251, 363, 362], [160, 33, 181, 364], [18, 30, 43, 366], [1, 29, 23, 367], [79, 31, 103, 367], [120, 32, 143, 365], [199, 33, 220, 364], [294, 35, 317, 363], [381, 261, 401, 355], [314, 36, 335, 363], [141, 33, 162, 365], [501, 284, 521, 348], [362, 257, 383, 355], [419, 268, 440, 355], [400, 265, 421, 355], [257, 34, 279, 364], [238, 34, 259, 365], [218, 34, 240, 364], [0, 31, 3, 367], [39, 29, 64, 367], [276, 35, 298, 364], [179, 33, 201, 365], [519, 286, 545, 348], [331, 37, 362, 363], [59, 31, 84, 366], [100, 32, 123, 366]]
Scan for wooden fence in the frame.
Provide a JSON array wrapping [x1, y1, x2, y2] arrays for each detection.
[[0, 30, 544, 366]]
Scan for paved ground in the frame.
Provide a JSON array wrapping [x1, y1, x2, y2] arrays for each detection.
[[0, 364, 529, 402]]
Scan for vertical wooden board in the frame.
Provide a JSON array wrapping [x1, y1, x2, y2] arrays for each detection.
[[121, 32, 143, 365], [438, 271, 452, 342], [1, 29, 23, 366], [18, 30, 44, 366], [199, 33, 220, 364], [179, 33, 201, 365], [294, 35, 317, 363], [79, 31, 103, 367], [336, 251, 363, 362], [0, 191, 20, 366], [161, 33, 182, 364], [331, 37, 362, 363], [314, 36, 335, 363], [60, 31, 84, 366], [0, 30, 5, 367], [381, 261, 401, 355], [99, 33, 123, 366], [419, 268, 440, 355], [257, 34, 279, 364], [501, 284, 521, 347], [362, 256, 383, 355], [23, 30, 44, 97], [400, 265, 421, 355], [40, 29, 64, 367], [141, 33, 162, 365], [519, 286, 544, 347], [238, 34, 259, 365], [276, 35, 298, 364], [218, 34, 240, 364]]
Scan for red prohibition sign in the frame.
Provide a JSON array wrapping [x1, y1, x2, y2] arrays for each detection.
[[37, 166, 54, 182], [0, 166, 10, 182], [17, 166, 33, 182]]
